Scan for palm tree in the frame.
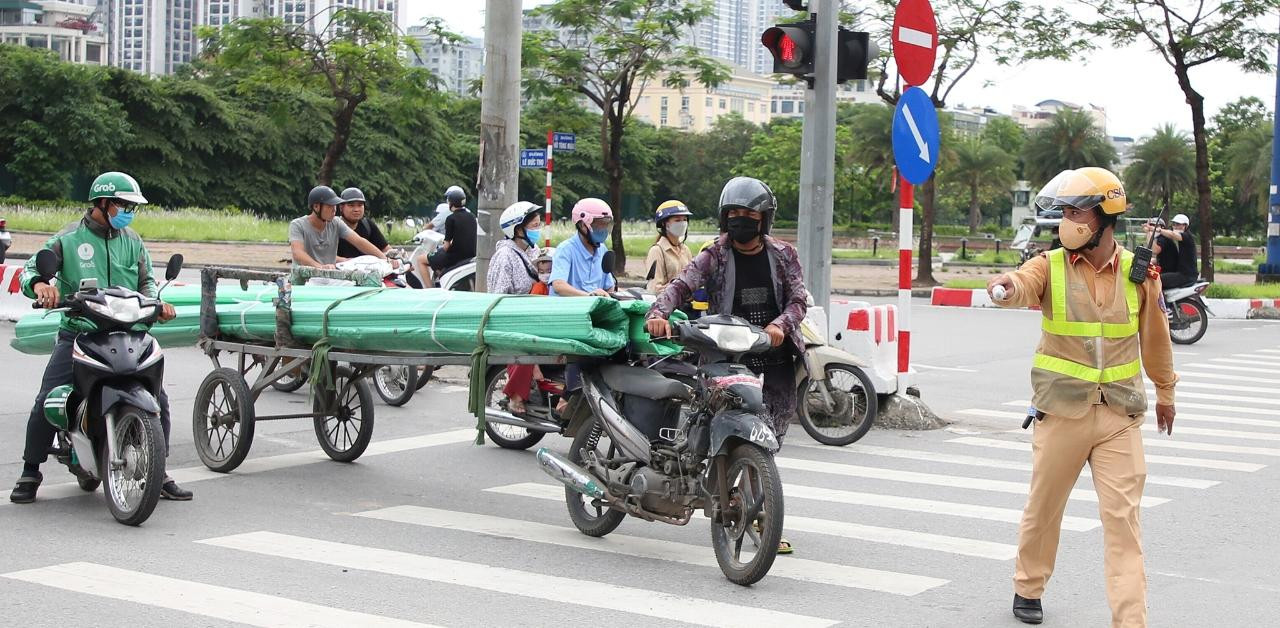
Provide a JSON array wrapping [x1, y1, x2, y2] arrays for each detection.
[[846, 104, 896, 192], [945, 137, 1017, 233], [1022, 107, 1118, 185], [1225, 121, 1273, 214], [1125, 124, 1195, 215]]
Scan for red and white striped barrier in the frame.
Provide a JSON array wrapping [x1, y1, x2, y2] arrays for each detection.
[[828, 300, 900, 395], [897, 177, 913, 389], [930, 287, 1276, 319], [1, 264, 22, 294]]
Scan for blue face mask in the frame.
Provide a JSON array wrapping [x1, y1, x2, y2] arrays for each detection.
[[524, 229, 541, 246], [109, 210, 135, 230], [589, 228, 610, 244]]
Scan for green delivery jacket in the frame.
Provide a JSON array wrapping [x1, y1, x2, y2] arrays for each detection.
[[21, 211, 158, 334]]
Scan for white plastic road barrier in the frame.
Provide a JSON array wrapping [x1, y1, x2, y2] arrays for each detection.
[[827, 299, 900, 395], [1, 264, 21, 294]]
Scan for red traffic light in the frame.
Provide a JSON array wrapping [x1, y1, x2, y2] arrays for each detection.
[[762, 21, 814, 75]]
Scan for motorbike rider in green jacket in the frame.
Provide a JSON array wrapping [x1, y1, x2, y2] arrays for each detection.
[[9, 172, 192, 504]]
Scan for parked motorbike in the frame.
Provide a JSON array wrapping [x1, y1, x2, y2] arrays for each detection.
[[794, 305, 879, 446], [1166, 280, 1211, 345], [537, 314, 784, 585], [0, 216, 11, 262], [31, 249, 183, 526]]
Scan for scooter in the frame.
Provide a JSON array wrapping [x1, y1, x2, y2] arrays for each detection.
[[794, 301, 880, 446], [1166, 280, 1212, 345], [32, 249, 183, 526], [404, 229, 476, 291]]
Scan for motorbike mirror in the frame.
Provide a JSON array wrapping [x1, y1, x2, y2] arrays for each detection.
[[602, 250, 616, 274], [164, 254, 184, 281], [34, 249, 59, 281]]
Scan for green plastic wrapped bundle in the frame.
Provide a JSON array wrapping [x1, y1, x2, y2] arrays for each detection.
[[11, 306, 204, 355]]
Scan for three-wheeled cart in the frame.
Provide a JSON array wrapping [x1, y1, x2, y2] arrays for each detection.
[[190, 267, 563, 472]]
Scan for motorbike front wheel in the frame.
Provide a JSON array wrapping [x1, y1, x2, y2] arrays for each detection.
[[565, 417, 625, 537], [102, 406, 165, 526], [710, 443, 783, 586], [797, 364, 878, 446], [373, 364, 418, 407], [1170, 298, 1208, 345]]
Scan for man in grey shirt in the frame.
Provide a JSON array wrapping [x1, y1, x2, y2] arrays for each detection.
[[290, 185, 393, 269]]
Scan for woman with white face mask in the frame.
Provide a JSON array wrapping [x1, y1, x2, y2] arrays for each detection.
[[644, 200, 694, 294]]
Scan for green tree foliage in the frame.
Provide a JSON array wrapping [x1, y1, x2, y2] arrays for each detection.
[[0, 46, 127, 199], [1224, 122, 1272, 217], [981, 116, 1027, 179], [1022, 108, 1118, 186], [943, 137, 1016, 233], [1126, 124, 1195, 215], [1211, 96, 1272, 236], [198, 9, 442, 186], [523, 0, 729, 270]]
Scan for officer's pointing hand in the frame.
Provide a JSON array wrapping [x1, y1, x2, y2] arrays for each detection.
[[1156, 403, 1175, 435]]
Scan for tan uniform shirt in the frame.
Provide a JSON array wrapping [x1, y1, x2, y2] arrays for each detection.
[[645, 237, 693, 295], [1005, 247, 1178, 406]]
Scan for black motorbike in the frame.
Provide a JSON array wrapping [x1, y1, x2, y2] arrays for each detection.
[[536, 314, 784, 585], [31, 249, 182, 525]]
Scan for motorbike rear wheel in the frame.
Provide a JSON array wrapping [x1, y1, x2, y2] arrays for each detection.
[[710, 443, 783, 586], [373, 364, 417, 407], [565, 417, 625, 537], [483, 365, 547, 450], [797, 364, 878, 446], [102, 406, 165, 526], [1170, 298, 1208, 345]]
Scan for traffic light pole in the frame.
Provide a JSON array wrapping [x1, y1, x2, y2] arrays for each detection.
[[797, 0, 838, 312], [1265, 13, 1280, 281], [475, 0, 522, 292]]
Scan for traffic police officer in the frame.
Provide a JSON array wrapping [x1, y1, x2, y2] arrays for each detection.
[[988, 167, 1178, 627]]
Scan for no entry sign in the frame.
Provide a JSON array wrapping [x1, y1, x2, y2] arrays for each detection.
[[892, 0, 938, 87]]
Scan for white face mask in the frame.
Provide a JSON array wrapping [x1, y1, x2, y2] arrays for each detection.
[[538, 273, 551, 283], [666, 221, 688, 240]]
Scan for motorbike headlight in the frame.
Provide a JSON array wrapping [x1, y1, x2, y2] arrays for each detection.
[[88, 295, 154, 323], [705, 324, 756, 353]]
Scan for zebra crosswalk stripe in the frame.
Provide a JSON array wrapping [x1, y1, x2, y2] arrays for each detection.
[[352, 505, 948, 596], [199, 531, 840, 628], [948, 437, 1266, 472], [3, 562, 440, 628]]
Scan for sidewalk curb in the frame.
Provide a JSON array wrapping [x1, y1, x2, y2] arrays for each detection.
[[928, 287, 1280, 320]]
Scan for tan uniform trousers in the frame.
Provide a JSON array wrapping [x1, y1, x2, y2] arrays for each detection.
[[1014, 402, 1148, 627]]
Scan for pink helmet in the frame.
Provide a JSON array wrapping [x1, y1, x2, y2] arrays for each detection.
[[572, 197, 613, 228]]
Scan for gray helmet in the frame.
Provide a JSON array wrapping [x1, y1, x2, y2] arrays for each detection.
[[340, 187, 366, 203], [445, 185, 466, 207], [718, 176, 777, 234], [307, 185, 343, 208]]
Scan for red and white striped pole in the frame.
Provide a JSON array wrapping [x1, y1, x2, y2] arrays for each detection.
[[897, 174, 913, 390], [544, 130, 554, 247]]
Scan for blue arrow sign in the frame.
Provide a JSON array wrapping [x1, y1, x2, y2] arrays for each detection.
[[553, 132, 576, 151], [892, 86, 940, 184], [519, 148, 546, 169]]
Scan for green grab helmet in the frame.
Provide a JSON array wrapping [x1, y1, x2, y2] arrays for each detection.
[[43, 384, 74, 430], [88, 172, 148, 205]]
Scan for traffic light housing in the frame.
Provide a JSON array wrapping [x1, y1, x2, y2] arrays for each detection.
[[761, 20, 815, 76], [763, 22, 877, 84], [837, 29, 877, 82]]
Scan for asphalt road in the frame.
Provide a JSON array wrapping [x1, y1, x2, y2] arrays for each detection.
[[0, 300, 1277, 627]]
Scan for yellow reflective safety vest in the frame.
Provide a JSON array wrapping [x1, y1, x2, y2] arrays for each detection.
[[1030, 248, 1147, 419]]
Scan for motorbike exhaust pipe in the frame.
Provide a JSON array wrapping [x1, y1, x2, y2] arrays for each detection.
[[485, 407, 562, 433], [536, 448, 605, 499], [581, 375, 652, 464]]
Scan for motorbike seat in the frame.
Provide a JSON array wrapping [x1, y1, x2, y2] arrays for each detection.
[[601, 364, 691, 401]]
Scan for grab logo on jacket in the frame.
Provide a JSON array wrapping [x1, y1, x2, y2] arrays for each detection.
[[77, 243, 94, 261]]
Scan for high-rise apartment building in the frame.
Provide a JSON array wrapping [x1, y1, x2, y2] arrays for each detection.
[[107, 0, 200, 75], [261, 0, 400, 35], [0, 0, 108, 65], [203, 0, 261, 27], [694, 0, 786, 77], [409, 30, 483, 98]]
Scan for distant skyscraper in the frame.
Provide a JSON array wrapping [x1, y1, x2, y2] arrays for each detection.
[[107, 0, 200, 75], [410, 30, 484, 98], [0, 1, 108, 66], [694, 0, 787, 76]]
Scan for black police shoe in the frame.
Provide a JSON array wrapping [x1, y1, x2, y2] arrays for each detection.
[[1013, 594, 1044, 624], [9, 472, 42, 504], [160, 476, 193, 501]]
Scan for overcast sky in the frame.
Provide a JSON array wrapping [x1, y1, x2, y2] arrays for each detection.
[[407, 1, 1278, 140]]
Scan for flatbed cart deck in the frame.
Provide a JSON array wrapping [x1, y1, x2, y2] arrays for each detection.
[[191, 267, 566, 473]]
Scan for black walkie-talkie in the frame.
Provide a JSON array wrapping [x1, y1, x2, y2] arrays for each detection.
[[1129, 207, 1167, 284]]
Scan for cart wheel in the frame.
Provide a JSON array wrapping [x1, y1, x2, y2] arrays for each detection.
[[193, 368, 256, 472], [313, 366, 375, 462], [272, 360, 309, 393], [373, 364, 417, 407]]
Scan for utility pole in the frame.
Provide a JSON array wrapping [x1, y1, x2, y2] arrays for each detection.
[[475, 0, 523, 292], [796, 0, 837, 312]]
